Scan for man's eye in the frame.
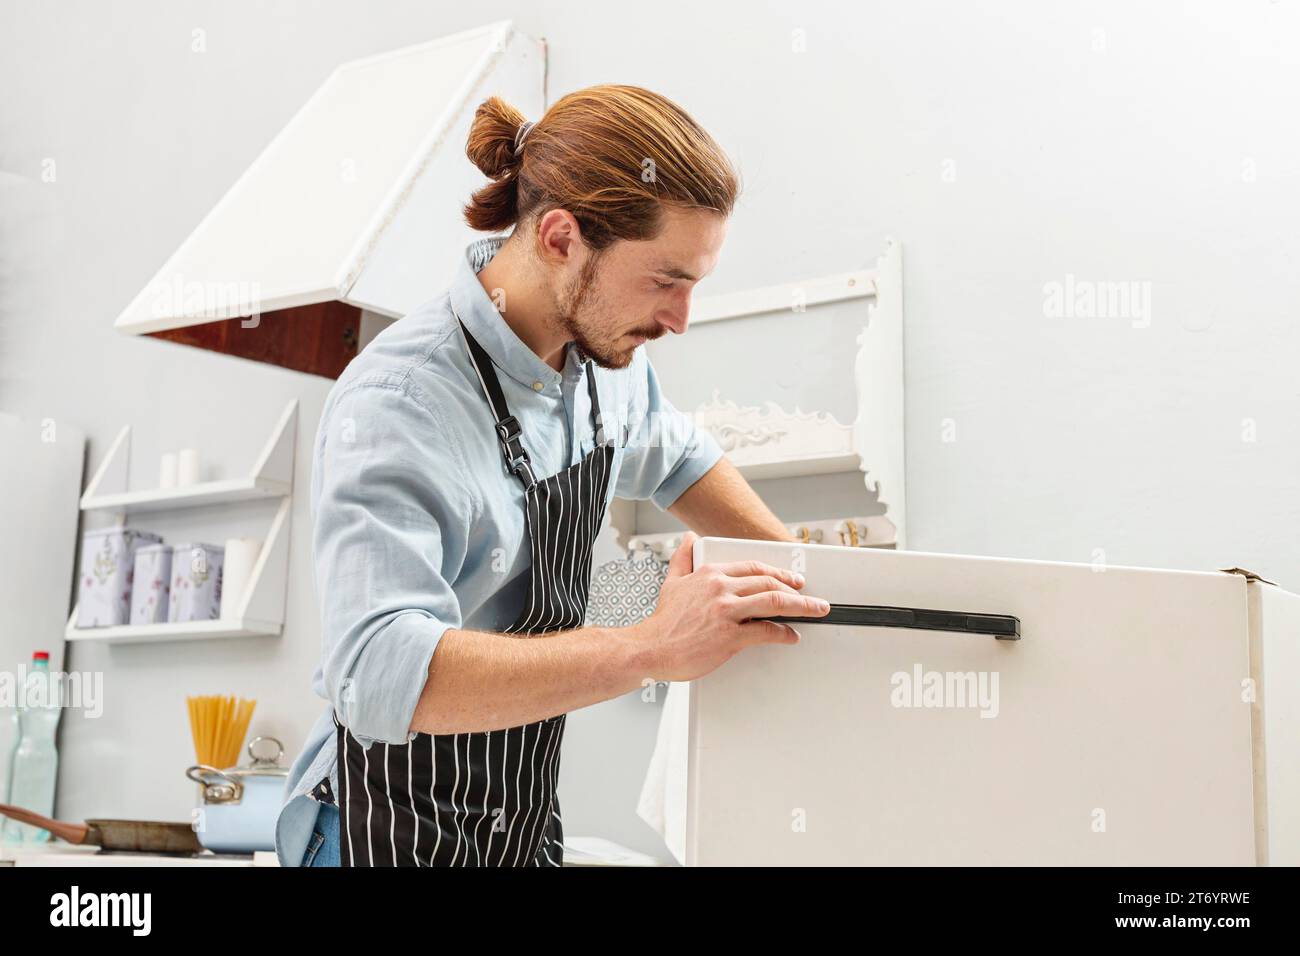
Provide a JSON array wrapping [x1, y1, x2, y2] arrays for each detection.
[[654, 280, 674, 290]]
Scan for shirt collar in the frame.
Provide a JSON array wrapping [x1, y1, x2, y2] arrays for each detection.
[[450, 235, 580, 390]]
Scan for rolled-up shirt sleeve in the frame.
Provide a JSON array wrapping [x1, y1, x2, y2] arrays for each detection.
[[615, 351, 724, 510], [311, 381, 472, 748]]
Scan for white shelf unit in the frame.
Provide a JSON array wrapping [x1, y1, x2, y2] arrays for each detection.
[[80, 477, 290, 514], [609, 238, 906, 552], [732, 453, 861, 482], [66, 401, 298, 644], [64, 615, 283, 646]]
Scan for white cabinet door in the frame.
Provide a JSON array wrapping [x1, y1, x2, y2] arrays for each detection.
[[686, 537, 1257, 865]]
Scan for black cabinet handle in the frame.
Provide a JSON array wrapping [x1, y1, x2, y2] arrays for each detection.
[[765, 603, 1021, 640]]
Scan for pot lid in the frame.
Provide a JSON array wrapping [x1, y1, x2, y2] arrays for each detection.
[[186, 735, 288, 785]]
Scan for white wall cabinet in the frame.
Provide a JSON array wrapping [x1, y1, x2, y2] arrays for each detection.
[[112, 21, 545, 340], [686, 537, 1299, 866]]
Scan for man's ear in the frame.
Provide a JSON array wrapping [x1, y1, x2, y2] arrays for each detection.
[[535, 208, 583, 266]]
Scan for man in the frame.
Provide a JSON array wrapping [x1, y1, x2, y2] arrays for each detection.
[[276, 84, 829, 867]]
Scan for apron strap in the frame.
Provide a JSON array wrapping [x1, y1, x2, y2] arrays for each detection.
[[584, 359, 607, 446], [458, 320, 610, 489], [459, 320, 538, 490]]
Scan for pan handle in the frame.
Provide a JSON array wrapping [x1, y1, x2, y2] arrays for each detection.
[[0, 802, 92, 844]]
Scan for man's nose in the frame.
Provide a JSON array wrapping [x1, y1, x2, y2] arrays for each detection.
[[657, 296, 691, 335]]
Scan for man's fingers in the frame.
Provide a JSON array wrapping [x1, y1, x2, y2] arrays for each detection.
[[731, 589, 831, 621], [728, 574, 800, 598], [710, 560, 805, 590], [738, 620, 802, 646], [665, 531, 698, 579]]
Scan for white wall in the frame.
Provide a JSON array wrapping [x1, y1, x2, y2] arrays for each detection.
[[2, 0, 1297, 860]]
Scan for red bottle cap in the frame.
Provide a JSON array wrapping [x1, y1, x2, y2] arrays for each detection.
[[32, 651, 50, 661]]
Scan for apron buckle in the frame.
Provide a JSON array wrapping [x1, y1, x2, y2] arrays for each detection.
[[510, 458, 537, 491], [494, 416, 536, 490], [494, 416, 526, 461]]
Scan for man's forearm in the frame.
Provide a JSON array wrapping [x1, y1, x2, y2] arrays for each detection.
[[410, 625, 650, 735], [409, 458, 792, 736], [668, 456, 794, 541]]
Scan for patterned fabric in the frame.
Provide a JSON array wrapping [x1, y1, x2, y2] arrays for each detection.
[[584, 553, 669, 628]]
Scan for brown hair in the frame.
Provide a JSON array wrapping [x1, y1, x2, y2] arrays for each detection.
[[462, 84, 739, 250]]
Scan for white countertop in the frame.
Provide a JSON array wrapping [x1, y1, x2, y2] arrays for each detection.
[[0, 837, 658, 867], [0, 841, 280, 867]]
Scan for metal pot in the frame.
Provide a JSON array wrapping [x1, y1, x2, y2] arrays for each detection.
[[186, 736, 287, 853]]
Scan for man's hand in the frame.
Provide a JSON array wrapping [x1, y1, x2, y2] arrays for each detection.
[[627, 531, 830, 682], [413, 533, 827, 735]]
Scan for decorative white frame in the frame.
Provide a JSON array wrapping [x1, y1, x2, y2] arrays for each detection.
[[65, 400, 298, 644], [609, 238, 905, 550]]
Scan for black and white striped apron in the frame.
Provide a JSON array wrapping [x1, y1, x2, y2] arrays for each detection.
[[332, 319, 615, 867]]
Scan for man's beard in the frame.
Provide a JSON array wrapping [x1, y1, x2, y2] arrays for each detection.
[[554, 252, 661, 370]]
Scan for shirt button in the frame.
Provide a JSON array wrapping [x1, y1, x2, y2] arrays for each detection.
[[532, 381, 544, 392]]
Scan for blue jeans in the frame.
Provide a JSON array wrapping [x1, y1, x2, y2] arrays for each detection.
[[301, 803, 341, 867]]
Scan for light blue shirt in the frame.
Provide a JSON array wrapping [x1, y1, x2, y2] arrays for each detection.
[[275, 235, 724, 865]]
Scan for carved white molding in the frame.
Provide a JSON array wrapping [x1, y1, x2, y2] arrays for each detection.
[[694, 392, 852, 464]]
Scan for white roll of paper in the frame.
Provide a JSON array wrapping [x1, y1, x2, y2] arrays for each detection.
[[220, 537, 262, 619], [177, 448, 201, 486], [159, 452, 178, 490]]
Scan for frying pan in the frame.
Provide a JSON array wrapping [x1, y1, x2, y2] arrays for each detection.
[[0, 802, 203, 854]]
